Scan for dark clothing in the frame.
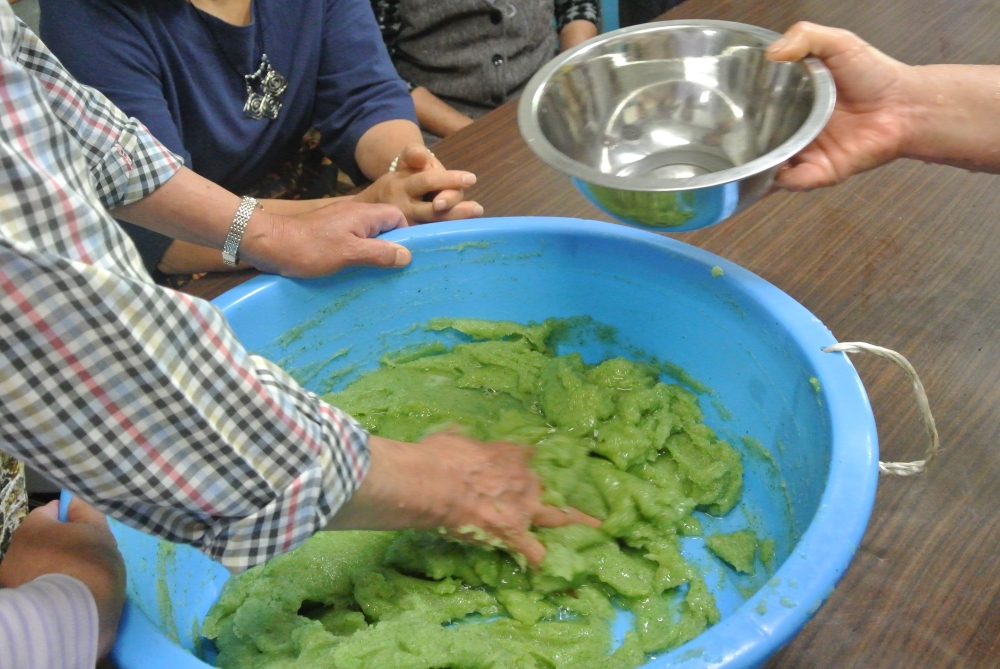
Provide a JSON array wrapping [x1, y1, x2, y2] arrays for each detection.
[[619, 0, 686, 27], [372, 0, 599, 120], [40, 0, 415, 273]]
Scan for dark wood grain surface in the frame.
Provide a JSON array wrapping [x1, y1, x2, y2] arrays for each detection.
[[184, 1, 1000, 666]]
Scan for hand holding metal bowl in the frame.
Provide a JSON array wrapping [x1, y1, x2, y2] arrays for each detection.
[[517, 20, 836, 232]]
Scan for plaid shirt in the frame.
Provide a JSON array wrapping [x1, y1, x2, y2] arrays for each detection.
[[0, 7, 369, 571]]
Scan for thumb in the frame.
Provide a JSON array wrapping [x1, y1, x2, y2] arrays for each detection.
[[773, 161, 830, 191], [399, 144, 434, 171], [350, 238, 412, 268], [765, 21, 864, 63], [354, 202, 408, 238]]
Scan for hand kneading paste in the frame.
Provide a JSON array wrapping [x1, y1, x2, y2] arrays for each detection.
[[203, 319, 755, 668]]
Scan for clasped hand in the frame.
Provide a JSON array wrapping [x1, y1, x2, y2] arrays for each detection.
[[354, 144, 484, 223], [241, 145, 483, 278]]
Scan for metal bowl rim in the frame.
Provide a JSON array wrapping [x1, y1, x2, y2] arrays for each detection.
[[517, 19, 837, 192]]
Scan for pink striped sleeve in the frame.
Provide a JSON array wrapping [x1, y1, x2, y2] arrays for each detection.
[[0, 574, 99, 669]]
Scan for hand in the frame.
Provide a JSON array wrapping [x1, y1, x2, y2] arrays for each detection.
[[327, 432, 601, 568], [356, 144, 484, 223], [0, 499, 126, 659], [240, 198, 412, 278], [766, 22, 913, 190]]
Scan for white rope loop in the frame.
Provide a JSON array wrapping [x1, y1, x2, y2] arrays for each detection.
[[822, 342, 940, 476]]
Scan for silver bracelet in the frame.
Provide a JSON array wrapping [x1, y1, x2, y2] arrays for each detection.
[[388, 149, 434, 173], [222, 196, 260, 267]]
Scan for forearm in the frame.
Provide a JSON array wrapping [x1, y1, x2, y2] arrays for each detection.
[[900, 64, 1000, 173], [112, 166, 296, 271], [354, 119, 425, 180], [559, 19, 598, 52], [111, 167, 246, 249], [411, 87, 474, 138], [1, 239, 372, 569], [0, 575, 99, 668], [324, 436, 449, 531]]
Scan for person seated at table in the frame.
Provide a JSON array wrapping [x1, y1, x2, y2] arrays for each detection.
[[371, 0, 600, 141], [766, 22, 1000, 189], [1, 5, 598, 662], [38, 0, 483, 279]]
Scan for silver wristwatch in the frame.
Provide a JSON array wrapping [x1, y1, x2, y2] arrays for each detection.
[[222, 196, 261, 267]]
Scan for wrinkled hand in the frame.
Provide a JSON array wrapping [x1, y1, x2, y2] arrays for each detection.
[[328, 432, 601, 568], [767, 22, 913, 190], [356, 145, 484, 223], [0, 499, 125, 659], [241, 199, 411, 278]]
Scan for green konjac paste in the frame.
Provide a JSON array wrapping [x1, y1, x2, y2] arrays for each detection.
[[704, 530, 758, 575], [203, 319, 746, 668]]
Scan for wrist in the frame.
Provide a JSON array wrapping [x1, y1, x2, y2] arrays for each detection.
[[328, 436, 450, 531], [353, 181, 383, 206], [236, 208, 281, 272], [896, 64, 930, 161]]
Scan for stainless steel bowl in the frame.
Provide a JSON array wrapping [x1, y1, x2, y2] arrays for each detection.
[[518, 20, 835, 231]]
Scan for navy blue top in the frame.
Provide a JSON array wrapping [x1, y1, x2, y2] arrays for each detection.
[[40, 0, 415, 272]]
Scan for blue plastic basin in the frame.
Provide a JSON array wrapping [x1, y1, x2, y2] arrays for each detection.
[[103, 217, 878, 668]]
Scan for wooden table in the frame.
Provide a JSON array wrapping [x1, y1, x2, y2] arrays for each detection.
[[184, 1, 1000, 665]]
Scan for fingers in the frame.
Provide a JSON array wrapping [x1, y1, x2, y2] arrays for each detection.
[[773, 144, 840, 190], [766, 21, 868, 63], [34, 499, 60, 521], [18, 498, 108, 530], [18, 501, 61, 530], [434, 201, 485, 221], [774, 162, 829, 191], [398, 171, 478, 222], [532, 504, 602, 529], [409, 200, 485, 223], [505, 530, 547, 570], [404, 169, 477, 199], [67, 497, 111, 530], [429, 187, 466, 213]]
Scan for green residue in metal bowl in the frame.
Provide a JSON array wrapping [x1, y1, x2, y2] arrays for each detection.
[[588, 185, 695, 228]]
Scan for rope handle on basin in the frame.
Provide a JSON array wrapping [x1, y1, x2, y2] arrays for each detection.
[[822, 342, 940, 476]]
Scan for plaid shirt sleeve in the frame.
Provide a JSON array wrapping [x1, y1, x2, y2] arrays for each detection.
[[9, 19, 182, 209], [0, 9, 370, 571]]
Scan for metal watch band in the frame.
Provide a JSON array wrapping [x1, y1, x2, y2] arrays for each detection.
[[222, 196, 260, 267]]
